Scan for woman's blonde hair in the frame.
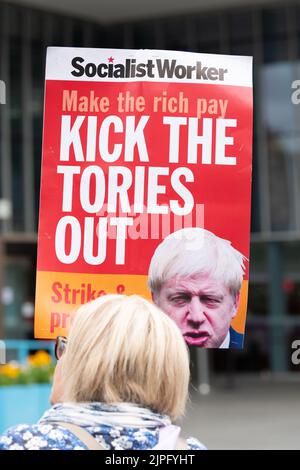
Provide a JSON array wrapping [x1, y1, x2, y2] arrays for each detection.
[[61, 294, 190, 420]]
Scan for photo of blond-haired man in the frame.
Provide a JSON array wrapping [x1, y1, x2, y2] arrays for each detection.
[[148, 228, 247, 349]]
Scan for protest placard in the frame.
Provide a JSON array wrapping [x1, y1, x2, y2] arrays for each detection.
[[35, 47, 252, 348]]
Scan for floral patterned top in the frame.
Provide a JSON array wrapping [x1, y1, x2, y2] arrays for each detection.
[[0, 402, 206, 451]]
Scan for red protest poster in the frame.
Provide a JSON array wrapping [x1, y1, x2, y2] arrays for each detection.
[[35, 47, 252, 348]]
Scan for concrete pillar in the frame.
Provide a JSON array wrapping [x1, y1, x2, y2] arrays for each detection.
[[196, 348, 210, 395], [267, 241, 287, 373]]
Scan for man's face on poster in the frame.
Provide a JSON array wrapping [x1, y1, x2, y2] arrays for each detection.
[[153, 273, 239, 348]]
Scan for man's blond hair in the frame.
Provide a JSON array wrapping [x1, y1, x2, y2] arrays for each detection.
[[148, 228, 246, 297]]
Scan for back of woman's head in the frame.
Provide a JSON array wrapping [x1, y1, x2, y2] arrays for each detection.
[[62, 294, 190, 420]]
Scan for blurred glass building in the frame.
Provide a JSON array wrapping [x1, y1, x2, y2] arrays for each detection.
[[0, 0, 300, 374]]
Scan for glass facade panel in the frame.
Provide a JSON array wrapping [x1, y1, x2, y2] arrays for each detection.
[[286, 282, 300, 315], [283, 241, 300, 279], [261, 62, 295, 134], [267, 133, 295, 231], [262, 6, 288, 40], [48, 15, 66, 45], [229, 42, 253, 56], [133, 21, 159, 48], [164, 17, 191, 51], [248, 283, 269, 316], [228, 10, 253, 41], [251, 138, 261, 233], [3, 260, 32, 339], [193, 15, 221, 54]]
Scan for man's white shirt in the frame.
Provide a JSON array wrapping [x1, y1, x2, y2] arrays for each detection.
[[219, 331, 230, 349]]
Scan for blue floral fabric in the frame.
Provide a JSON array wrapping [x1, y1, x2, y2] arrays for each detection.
[[0, 402, 206, 450], [0, 423, 205, 450]]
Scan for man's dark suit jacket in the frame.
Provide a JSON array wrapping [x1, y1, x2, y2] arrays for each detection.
[[229, 326, 244, 349]]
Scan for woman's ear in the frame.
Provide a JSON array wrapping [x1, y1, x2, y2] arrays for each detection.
[[49, 359, 64, 405]]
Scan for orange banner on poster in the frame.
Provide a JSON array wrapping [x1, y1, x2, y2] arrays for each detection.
[[35, 271, 150, 339]]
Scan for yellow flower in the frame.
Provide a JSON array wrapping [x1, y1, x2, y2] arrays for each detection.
[[27, 350, 52, 367], [0, 363, 21, 379]]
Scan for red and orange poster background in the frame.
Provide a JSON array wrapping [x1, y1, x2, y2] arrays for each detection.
[[35, 48, 252, 340]]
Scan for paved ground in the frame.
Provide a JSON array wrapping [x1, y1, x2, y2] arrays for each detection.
[[180, 374, 300, 450]]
